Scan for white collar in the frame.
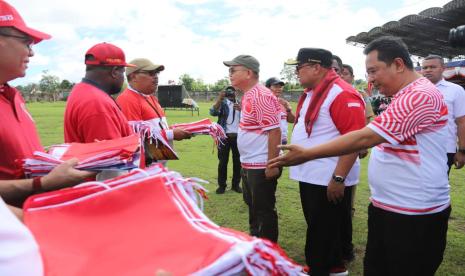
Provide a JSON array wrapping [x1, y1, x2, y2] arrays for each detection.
[[436, 79, 450, 87], [128, 85, 152, 98]]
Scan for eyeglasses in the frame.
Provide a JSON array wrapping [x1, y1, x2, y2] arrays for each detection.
[[138, 70, 160, 77], [295, 63, 318, 74], [0, 32, 34, 50], [229, 67, 248, 75]]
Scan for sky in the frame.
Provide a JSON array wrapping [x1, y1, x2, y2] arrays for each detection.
[[9, 0, 452, 87]]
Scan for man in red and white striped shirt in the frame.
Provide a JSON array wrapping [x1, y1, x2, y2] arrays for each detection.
[[269, 36, 450, 276], [224, 55, 282, 243]]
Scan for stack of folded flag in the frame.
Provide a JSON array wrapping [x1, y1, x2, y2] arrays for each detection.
[[24, 164, 303, 275], [130, 121, 179, 160], [171, 118, 227, 146], [22, 135, 141, 178]]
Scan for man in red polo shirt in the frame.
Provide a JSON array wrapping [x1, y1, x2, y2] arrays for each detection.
[[116, 58, 191, 164], [0, 1, 93, 275], [0, 1, 94, 207], [64, 43, 134, 144]]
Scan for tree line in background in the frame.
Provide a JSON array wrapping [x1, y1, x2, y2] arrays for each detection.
[[16, 68, 368, 102]]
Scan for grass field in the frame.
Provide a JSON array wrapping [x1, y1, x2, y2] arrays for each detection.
[[27, 101, 465, 275]]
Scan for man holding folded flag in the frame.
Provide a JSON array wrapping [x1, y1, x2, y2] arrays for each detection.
[[117, 58, 192, 164], [0, 1, 94, 208], [0, 1, 94, 275]]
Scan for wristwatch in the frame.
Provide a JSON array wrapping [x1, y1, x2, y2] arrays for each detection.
[[332, 174, 345, 184], [458, 148, 465, 154]]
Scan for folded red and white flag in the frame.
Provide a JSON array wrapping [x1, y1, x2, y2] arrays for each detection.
[[24, 165, 303, 275], [171, 118, 227, 146], [130, 121, 179, 161], [22, 135, 141, 178]]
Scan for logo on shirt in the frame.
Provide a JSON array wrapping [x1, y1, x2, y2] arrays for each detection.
[[347, 102, 361, 108]]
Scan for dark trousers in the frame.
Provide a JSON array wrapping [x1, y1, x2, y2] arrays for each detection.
[[299, 182, 353, 276], [447, 152, 455, 175], [364, 204, 450, 276], [241, 168, 279, 243], [217, 134, 241, 188], [341, 187, 354, 261]]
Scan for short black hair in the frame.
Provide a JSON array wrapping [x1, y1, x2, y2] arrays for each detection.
[[85, 65, 114, 72], [363, 36, 413, 70], [332, 55, 343, 70], [423, 54, 444, 66], [342, 64, 354, 76]]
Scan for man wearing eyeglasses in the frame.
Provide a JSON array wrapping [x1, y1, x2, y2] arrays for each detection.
[[223, 55, 282, 243], [0, 1, 95, 275], [271, 38, 451, 276], [282, 48, 365, 275], [64, 42, 135, 144], [116, 58, 192, 164]]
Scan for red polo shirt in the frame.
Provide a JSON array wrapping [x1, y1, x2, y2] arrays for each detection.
[[64, 81, 133, 143], [0, 84, 43, 179], [117, 87, 173, 141], [117, 87, 166, 121]]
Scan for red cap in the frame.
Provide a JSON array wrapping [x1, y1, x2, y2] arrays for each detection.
[[0, 1, 51, 44], [85, 42, 136, 67]]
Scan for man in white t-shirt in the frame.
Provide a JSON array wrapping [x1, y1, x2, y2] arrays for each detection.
[[284, 48, 365, 275], [421, 54, 465, 174], [223, 55, 282, 243], [270, 36, 450, 276]]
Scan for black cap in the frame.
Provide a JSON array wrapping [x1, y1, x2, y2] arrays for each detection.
[[224, 86, 236, 92], [265, 77, 285, 88], [285, 48, 333, 68]]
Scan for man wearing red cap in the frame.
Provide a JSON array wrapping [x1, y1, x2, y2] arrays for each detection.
[[64, 42, 134, 144], [0, 1, 93, 275]]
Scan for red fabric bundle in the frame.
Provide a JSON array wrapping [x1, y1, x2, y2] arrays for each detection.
[[171, 118, 227, 146], [22, 135, 141, 177], [24, 165, 302, 275]]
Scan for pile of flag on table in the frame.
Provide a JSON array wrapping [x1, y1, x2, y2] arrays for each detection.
[[171, 118, 227, 146], [21, 135, 141, 178], [24, 164, 303, 275]]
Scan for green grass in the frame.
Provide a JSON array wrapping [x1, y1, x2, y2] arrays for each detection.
[[27, 101, 465, 275]]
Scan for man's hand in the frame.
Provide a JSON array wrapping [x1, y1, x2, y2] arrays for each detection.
[[268, 144, 310, 168], [41, 158, 96, 191], [218, 91, 226, 100], [233, 103, 241, 111], [172, 128, 192, 141], [265, 167, 280, 180], [278, 98, 291, 111], [327, 179, 345, 204], [359, 149, 368, 159], [454, 152, 465, 169]]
